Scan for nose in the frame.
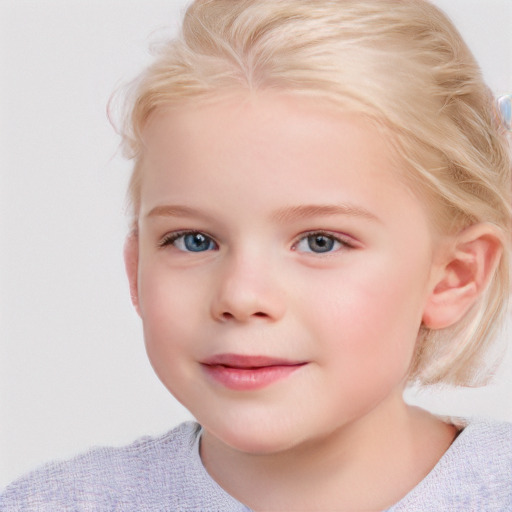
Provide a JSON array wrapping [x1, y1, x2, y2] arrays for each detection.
[[210, 252, 286, 323]]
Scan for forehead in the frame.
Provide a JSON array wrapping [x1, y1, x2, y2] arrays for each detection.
[[138, 91, 426, 225]]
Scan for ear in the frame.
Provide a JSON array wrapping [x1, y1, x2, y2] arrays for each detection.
[[422, 223, 503, 330], [124, 232, 141, 316]]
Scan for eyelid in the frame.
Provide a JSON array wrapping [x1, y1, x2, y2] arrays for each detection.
[[292, 230, 359, 251], [158, 230, 218, 250], [157, 229, 358, 252]]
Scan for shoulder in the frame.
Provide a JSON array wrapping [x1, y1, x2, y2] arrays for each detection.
[[0, 422, 244, 511], [445, 418, 512, 484], [455, 417, 512, 464], [390, 418, 512, 512]]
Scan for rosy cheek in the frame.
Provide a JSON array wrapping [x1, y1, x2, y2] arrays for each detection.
[[140, 260, 182, 310]]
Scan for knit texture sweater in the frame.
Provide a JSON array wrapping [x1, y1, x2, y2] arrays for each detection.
[[1, 419, 511, 511]]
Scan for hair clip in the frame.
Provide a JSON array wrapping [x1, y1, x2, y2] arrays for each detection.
[[497, 94, 511, 131]]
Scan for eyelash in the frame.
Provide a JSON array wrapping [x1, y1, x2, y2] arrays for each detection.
[[158, 229, 356, 254], [292, 230, 356, 254], [158, 230, 218, 251]]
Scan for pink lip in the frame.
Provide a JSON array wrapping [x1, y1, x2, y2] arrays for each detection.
[[201, 354, 307, 391]]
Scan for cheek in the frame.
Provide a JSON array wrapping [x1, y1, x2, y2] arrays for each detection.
[[300, 258, 427, 373], [308, 286, 418, 416], [138, 254, 208, 325], [138, 263, 204, 374]]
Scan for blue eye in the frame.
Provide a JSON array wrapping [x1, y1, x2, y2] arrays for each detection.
[[295, 233, 344, 253], [162, 232, 217, 252]]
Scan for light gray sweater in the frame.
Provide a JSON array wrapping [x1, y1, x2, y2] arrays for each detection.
[[1, 419, 511, 511]]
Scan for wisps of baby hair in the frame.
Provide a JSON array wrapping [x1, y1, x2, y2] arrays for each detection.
[[115, 0, 512, 387]]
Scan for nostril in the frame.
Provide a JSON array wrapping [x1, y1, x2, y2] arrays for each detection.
[[219, 311, 268, 321]]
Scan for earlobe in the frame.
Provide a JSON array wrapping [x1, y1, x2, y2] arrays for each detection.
[[422, 223, 503, 330], [124, 232, 141, 316]]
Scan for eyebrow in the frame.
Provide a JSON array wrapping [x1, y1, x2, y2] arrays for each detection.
[[270, 204, 379, 223], [146, 205, 208, 219], [146, 203, 379, 223]]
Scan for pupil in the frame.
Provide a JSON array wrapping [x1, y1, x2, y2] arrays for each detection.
[[184, 233, 210, 252], [309, 235, 334, 253]]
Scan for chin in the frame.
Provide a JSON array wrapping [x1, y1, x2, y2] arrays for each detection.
[[220, 431, 299, 456], [201, 409, 309, 455]]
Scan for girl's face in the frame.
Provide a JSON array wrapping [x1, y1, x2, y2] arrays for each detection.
[[132, 92, 445, 453]]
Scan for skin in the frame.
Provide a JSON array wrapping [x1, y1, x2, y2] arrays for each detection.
[[125, 92, 500, 511]]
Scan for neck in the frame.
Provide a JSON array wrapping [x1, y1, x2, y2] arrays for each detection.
[[200, 394, 457, 511]]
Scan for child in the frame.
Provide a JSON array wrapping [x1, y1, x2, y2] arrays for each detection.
[[2, 0, 511, 510]]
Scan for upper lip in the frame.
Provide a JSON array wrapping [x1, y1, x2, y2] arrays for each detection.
[[201, 354, 306, 369]]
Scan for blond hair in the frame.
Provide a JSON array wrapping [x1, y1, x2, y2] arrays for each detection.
[[118, 0, 512, 386]]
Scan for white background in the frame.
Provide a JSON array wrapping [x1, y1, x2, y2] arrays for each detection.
[[1, 0, 511, 489]]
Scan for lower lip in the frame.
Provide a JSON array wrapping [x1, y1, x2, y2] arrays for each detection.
[[201, 363, 305, 391]]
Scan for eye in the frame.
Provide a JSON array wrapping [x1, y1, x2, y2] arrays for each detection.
[[160, 231, 217, 252], [294, 232, 351, 254]]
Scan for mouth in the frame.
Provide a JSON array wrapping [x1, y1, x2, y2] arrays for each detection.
[[200, 354, 307, 391]]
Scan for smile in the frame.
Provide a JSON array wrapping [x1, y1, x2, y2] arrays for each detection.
[[200, 354, 307, 391]]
